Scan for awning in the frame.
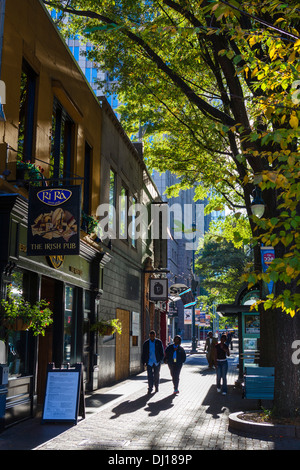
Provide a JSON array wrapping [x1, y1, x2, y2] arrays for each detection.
[[217, 304, 252, 315]]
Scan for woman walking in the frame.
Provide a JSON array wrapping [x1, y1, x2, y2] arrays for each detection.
[[214, 333, 230, 395]]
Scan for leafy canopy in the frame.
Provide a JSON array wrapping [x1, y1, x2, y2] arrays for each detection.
[[44, 0, 300, 315]]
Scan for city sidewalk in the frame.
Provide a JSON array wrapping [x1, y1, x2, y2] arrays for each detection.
[[0, 341, 299, 452]]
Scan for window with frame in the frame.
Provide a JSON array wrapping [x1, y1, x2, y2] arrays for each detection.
[[109, 169, 116, 233], [18, 60, 37, 161], [50, 98, 74, 183], [131, 196, 137, 248], [83, 142, 92, 215], [119, 185, 128, 240]]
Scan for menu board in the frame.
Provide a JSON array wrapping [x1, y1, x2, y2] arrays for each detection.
[[42, 363, 84, 424]]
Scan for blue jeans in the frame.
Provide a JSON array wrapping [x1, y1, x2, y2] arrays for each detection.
[[147, 363, 161, 391], [216, 360, 228, 393], [168, 363, 183, 391]]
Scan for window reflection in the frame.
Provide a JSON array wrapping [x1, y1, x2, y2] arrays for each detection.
[[64, 286, 74, 363], [5, 271, 31, 378]]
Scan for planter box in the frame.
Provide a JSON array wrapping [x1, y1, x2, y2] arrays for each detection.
[[3, 318, 31, 331]]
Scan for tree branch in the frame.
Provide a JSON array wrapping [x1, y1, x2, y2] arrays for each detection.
[[42, 0, 236, 126]]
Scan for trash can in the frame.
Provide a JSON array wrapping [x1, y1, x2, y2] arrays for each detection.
[[0, 365, 8, 430], [0, 385, 7, 417], [0, 385, 7, 431]]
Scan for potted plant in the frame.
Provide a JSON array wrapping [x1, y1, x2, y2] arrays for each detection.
[[81, 212, 99, 236], [1, 285, 53, 336], [91, 318, 122, 336], [16, 160, 46, 187]]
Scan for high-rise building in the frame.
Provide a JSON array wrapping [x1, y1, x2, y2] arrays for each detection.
[[152, 170, 212, 338]]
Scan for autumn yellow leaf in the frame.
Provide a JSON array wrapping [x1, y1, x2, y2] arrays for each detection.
[[286, 266, 295, 277], [289, 113, 299, 129], [265, 106, 275, 119], [294, 39, 300, 51], [288, 51, 295, 63]]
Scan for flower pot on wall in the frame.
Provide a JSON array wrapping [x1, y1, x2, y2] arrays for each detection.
[[101, 325, 114, 336], [2, 318, 31, 331], [1, 285, 53, 336], [90, 318, 122, 336]]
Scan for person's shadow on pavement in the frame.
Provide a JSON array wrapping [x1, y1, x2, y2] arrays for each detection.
[[110, 392, 176, 419], [144, 394, 176, 417], [110, 394, 151, 419]]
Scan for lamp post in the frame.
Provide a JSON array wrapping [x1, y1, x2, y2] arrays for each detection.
[[251, 187, 265, 218], [191, 221, 197, 353]]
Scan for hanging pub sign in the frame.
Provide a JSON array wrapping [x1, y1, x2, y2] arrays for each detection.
[[149, 278, 168, 302], [27, 186, 81, 256]]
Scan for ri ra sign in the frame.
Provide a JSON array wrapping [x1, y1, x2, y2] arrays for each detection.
[[27, 186, 81, 256]]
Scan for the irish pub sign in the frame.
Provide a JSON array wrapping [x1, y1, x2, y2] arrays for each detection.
[[27, 186, 81, 256]]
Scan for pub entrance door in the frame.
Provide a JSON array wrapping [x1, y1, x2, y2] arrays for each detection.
[[36, 276, 56, 404]]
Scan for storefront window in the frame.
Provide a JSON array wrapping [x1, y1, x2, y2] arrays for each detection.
[[3, 271, 32, 378], [64, 285, 74, 363], [83, 291, 91, 383]]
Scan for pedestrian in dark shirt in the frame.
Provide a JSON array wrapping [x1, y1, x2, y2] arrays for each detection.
[[225, 330, 234, 350], [214, 334, 230, 395], [164, 335, 186, 394]]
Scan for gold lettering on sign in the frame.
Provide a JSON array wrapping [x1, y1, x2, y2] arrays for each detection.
[[69, 266, 82, 276]]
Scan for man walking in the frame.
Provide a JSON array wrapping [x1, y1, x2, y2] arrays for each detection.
[[204, 331, 218, 369], [141, 330, 164, 394], [164, 335, 186, 394]]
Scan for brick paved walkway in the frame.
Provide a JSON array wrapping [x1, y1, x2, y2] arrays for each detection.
[[0, 342, 299, 452]]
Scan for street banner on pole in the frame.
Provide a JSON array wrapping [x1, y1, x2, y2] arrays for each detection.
[[179, 288, 196, 308], [260, 246, 275, 294]]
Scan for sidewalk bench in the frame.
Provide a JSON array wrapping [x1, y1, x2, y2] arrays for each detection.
[[245, 366, 275, 376], [243, 367, 275, 401]]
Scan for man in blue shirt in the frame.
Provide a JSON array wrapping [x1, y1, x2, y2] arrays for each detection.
[[141, 330, 164, 394]]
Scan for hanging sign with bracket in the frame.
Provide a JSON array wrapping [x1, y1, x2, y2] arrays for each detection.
[[27, 185, 81, 256]]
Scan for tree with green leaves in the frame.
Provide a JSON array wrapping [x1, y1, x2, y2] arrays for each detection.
[[44, 0, 300, 418], [195, 235, 253, 305]]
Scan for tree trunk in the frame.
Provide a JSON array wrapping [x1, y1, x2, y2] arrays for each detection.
[[274, 307, 300, 418], [259, 306, 276, 368]]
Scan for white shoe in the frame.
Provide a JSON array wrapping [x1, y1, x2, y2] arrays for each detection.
[[222, 392, 227, 395], [217, 388, 221, 392]]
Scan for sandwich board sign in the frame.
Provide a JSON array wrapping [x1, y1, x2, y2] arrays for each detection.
[[42, 363, 85, 424]]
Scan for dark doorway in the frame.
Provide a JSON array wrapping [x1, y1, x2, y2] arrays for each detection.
[[36, 276, 56, 404]]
